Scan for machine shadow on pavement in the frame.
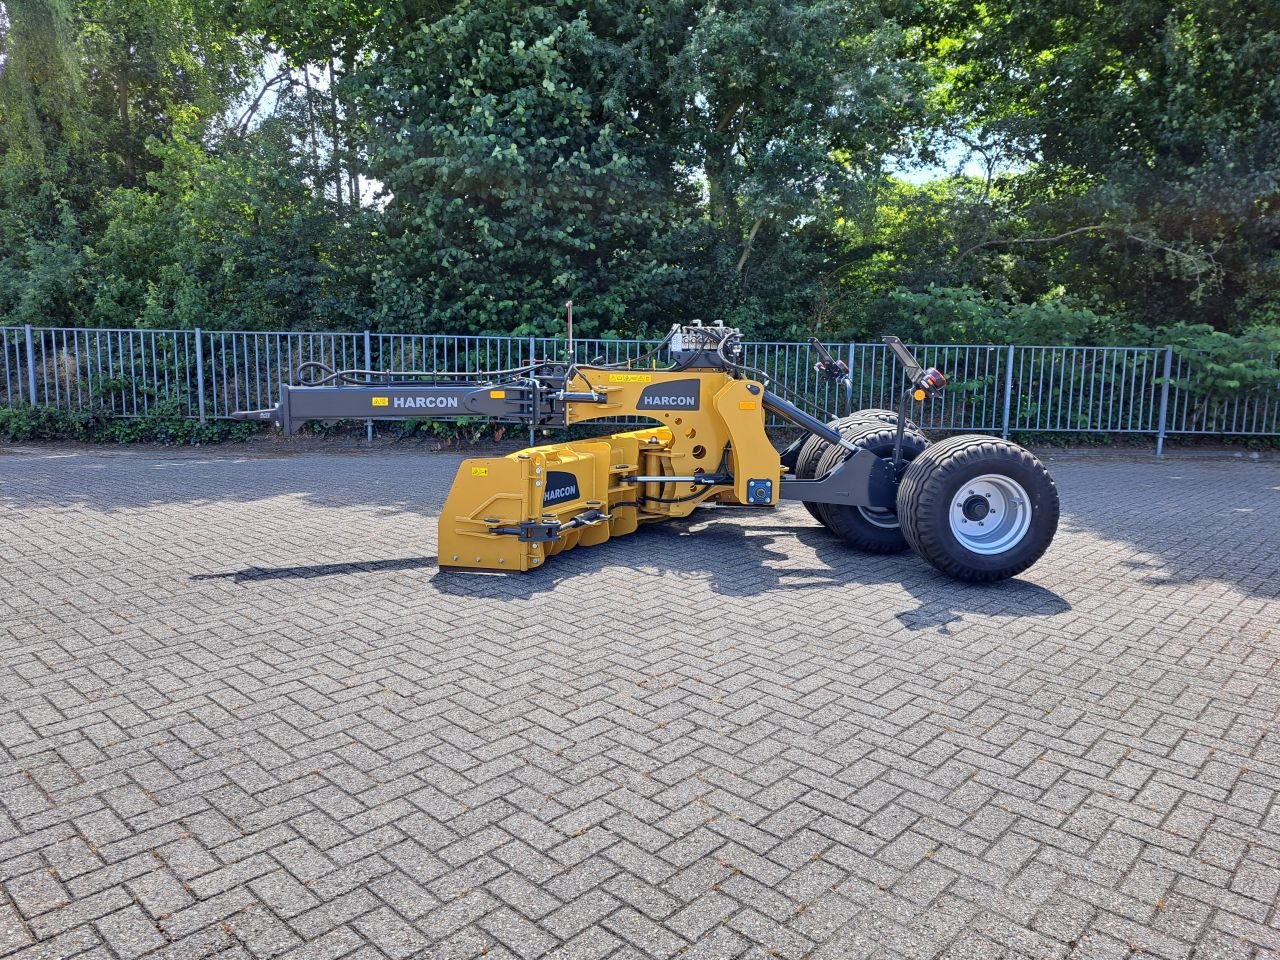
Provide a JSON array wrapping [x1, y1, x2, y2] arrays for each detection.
[[192, 509, 1071, 633], [426, 514, 1072, 633], [190, 555, 440, 582]]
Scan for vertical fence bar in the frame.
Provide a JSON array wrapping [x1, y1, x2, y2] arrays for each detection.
[[24, 324, 37, 404], [194, 327, 207, 422], [845, 343, 856, 416], [1155, 346, 1173, 457], [1000, 343, 1015, 438], [364, 330, 373, 444], [528, 334, 536, 446]]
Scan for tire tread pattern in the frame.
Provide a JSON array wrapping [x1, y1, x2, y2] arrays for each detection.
[[798, 409, 918, 527], [896, 434, 1059, 582], [812, 423, 930, 552]]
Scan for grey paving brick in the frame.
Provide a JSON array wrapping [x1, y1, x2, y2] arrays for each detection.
[[541, 890, 619, 941], [602, 906, 687, 958], [276, 926, 364, 960], [95, 905, 166, 959], [127, 868, 194, 919], [244, 869, 319, 920], [5, 868, 71, 918], [223, 909, 303, 959], [350, 906, 429, 960], [41, 838, 103, 882], [288, 889, 380, 941], [543, 925, 623, 960], [477, 906, 559, 959], [158, 888, 257, 940], [6, 925, 101, 960], [25, 887, 133, 941], [1, 448, 1278, 960], [157, 837, 220, 881], [0, 899, 34, 953]]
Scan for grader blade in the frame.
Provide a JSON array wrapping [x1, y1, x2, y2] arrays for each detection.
[[439, 431, 664, 571]]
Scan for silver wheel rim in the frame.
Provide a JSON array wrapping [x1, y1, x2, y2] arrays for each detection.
[[857, 506, 900, 529], [948, 474, 1032, 555]]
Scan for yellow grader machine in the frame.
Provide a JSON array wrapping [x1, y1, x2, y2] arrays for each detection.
[[234, 323, 1058, 582]]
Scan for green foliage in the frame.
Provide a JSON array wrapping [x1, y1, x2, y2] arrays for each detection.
[[657, 0, 919, 338], [0, 400, 259, 443], [0, 0, 83, 162], [1166, 324, 1280, 400], [349, 0, 920, 339], [901, 0, 1280, 333], [879, 286, 1108, 345], [0, 0, 1277, 348], [394, 417, 516, 447], [356, 2, 688, 337], [85, 120, 374, 330]]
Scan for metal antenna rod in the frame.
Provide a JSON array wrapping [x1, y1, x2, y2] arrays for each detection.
[[566, 300, 574, 361]]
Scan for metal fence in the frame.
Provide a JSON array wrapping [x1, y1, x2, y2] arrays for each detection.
[[2, 324, 1277, 452]]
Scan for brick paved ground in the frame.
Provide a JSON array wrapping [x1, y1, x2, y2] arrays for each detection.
[[1, 444, 1278, 960]]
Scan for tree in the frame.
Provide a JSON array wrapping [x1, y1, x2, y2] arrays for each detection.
[[909, 0, 1280, 332], [0, 0, 262, 327], [86, 113, 374, 331], [353, 1, 693, 336], [662, 0, 919, 335], [346, 0, 923, 338]]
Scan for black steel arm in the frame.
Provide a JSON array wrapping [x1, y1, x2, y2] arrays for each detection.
[[762, 389, 897, 508], [761, 390, 855, 450], [232, 382, 549, 435]]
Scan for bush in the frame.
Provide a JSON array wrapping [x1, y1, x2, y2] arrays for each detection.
[[0, 401, 260, 444], [881, 286, 1109, 345], [1165, 324, 1280, 396]]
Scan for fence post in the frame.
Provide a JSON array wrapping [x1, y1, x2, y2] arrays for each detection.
[[364, 330, 374, 444], [845, 342, 856, 415], [528, 334, 537, 446], [23, 324, 37, 405], [1155, 346, 1173, 458], [1000, 343, 1016, 439], [193, 327, 207, 422]]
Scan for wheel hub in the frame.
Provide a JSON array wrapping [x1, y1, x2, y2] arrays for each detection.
[[949, 475, 1033, 555]]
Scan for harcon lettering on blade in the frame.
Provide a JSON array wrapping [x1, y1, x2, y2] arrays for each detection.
[[543, 470, 581, 507]]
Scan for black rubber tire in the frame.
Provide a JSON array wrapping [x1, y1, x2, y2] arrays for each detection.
[[811, 423, 931, 551], [896, 434, 1059, 582], [797, 409, 918, 524], [795, 409, 902, 480]]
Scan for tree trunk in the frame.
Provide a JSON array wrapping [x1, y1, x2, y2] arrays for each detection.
[[342, 49, 359, 211], [328, 58, 343, 211], [302, 65, 323, 193], [118, 63, 133, 184], [704, 144, 737, 228], [736, 218, 765, 274]]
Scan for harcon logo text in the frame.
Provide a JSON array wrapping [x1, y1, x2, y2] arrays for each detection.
[[638, 395, 697, 407], [635, 380, 701, 410], [392, 396, 459, 409]]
